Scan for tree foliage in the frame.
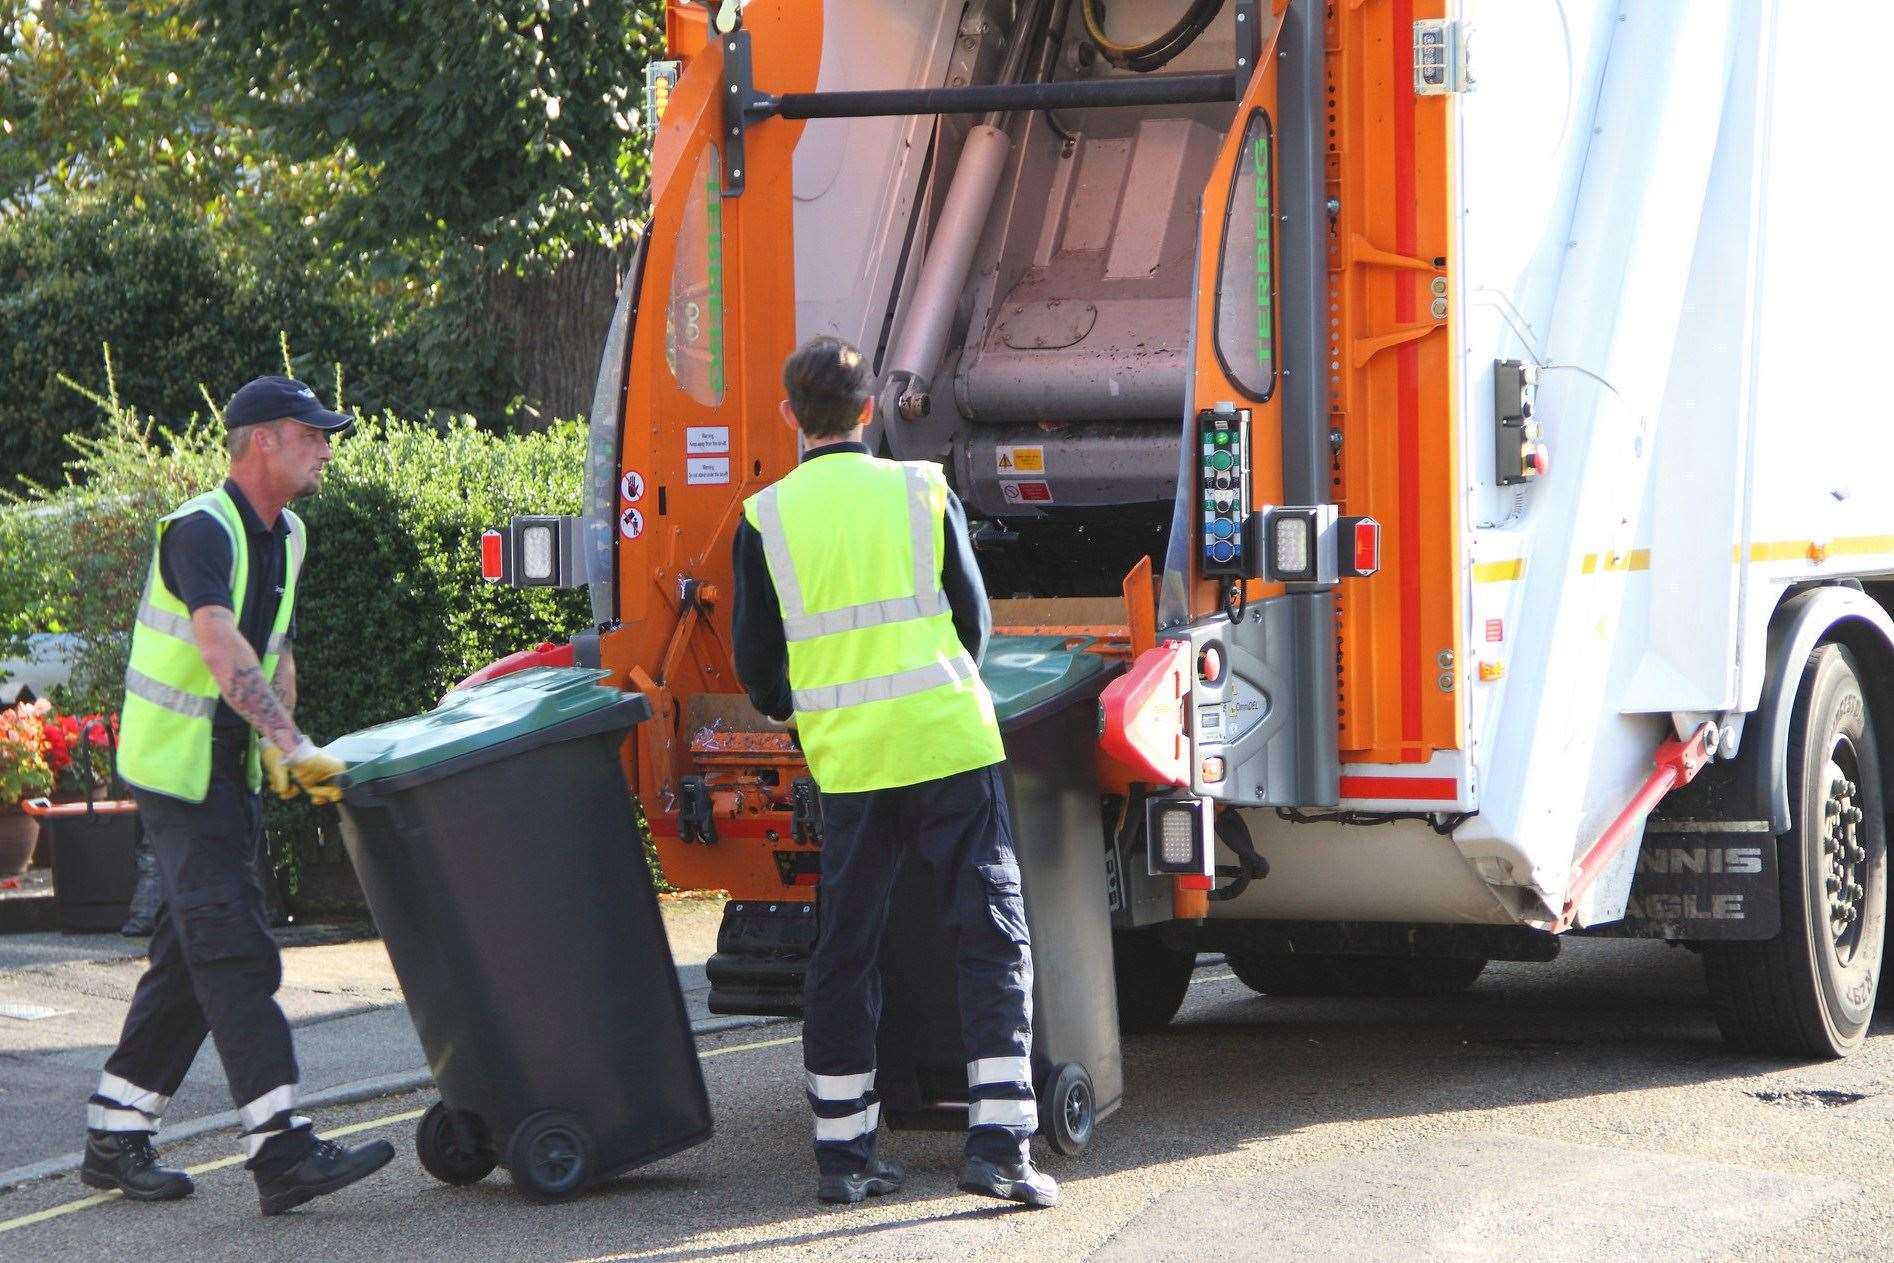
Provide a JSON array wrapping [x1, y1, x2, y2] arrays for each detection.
[[177, 0, 665, 269]]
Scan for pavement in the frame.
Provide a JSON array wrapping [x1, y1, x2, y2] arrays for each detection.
[[0, 895, 737, 1183], [3, 920, 1893, 1260]]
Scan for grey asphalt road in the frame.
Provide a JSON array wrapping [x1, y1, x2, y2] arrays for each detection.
[[2, 938, 1891, 1262]]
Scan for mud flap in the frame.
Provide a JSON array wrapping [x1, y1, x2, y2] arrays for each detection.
[[1577, 833, 1782, 941]]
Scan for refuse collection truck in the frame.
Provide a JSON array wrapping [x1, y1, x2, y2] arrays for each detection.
[[479, 0, 1891, 1061]]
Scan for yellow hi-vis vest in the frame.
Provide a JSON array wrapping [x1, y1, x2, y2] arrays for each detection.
[[117, 488, 305, 802], [743, 453, 1004, 793]]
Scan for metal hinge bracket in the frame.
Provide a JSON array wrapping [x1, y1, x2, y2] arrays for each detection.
[[1413, 20, 1473, 96]]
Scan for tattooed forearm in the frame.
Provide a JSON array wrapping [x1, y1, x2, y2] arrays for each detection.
[[189, 606, 303, 751], [224, 663, 300, 751]]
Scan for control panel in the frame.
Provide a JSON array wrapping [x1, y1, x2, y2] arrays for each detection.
[[1197, 404, 1252, 576]]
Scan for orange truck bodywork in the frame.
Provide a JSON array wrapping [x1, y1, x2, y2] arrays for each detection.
[[575, 0, 1460, 901]]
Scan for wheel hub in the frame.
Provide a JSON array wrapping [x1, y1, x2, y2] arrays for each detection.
[[1821, 752, 1869, 962]]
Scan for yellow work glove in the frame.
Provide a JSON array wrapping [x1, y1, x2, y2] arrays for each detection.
[[283, 738, 347, 805], [259, 740, 294, 799]]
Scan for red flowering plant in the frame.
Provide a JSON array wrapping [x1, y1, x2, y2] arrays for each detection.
[[43, 710, 121, 798], [0, 700, 55, 809]]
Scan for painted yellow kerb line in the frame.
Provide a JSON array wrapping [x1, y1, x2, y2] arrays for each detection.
[[0, 1033, 804, 1237]]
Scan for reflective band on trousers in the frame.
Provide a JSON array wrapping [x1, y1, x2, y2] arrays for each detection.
[[807, 1069, 876, 1100], [969, 1098, 1038, 1128], [968, 1056, 1032, 1087], [792, 653, 976, 714], [239, 1084, 297, 1131], [97, 1073, 171, 1117], [88, 1105, 160, 1132], [124, 665, 218, 719], [754, 465, 943, 643], [814, 1102, 881, 1142], [135, 599, 197, 645]]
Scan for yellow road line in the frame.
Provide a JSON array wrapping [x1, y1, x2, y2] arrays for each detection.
[[0, 1035, 807, 1237]]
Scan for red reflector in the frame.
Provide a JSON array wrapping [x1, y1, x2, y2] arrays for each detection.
[[480, 530, 504, 582], [1353, 520, 1380, 575], [792, 872, 821, 886], [1176, 874, 1214, 891]]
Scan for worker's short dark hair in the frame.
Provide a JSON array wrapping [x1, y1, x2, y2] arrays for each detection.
[[783, 336, 871, 439]]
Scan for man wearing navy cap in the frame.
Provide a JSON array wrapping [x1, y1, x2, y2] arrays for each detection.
[[83, 376, 394, 1215]]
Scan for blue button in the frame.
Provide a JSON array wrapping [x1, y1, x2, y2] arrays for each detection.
[[1211, 519, 1234, 538], [1210, 541, 1236, 563]]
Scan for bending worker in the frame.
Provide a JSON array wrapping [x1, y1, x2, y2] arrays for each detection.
[[733, 336, 1058, 1209], [82, 376, 394, 1216]]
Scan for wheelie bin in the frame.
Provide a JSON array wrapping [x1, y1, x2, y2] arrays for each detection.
[[327, 667, 711, 1200], [874, 635, 1125, 1155]]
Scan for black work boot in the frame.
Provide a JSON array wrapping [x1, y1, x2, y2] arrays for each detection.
[[80, 1131, 195, 1201], [254, 1136, 395, 1216], [816, 1156, 906, 1205], [959, 1156, 1059, 1208]]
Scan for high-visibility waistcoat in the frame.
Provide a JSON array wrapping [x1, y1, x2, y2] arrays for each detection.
[[743, 453, 1004, 793], [117, 488, 305, 802]]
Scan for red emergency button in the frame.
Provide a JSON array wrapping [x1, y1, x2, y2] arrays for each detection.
[[1526, 444, 1550, 477]]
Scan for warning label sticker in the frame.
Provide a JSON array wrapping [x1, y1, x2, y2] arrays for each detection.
[[686, 426, 730, 454], [1000, 480, 1053, 505], [1484, 618, 1504, 643], [687, 457, 730, 486], [620, 470, 645, 503], [996, 445, 1045, 475], [619, 507, 644, 540]]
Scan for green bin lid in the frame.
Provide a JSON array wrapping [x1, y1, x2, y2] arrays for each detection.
[[980, 634, 1108, 723], [328, 667, 627, 784]]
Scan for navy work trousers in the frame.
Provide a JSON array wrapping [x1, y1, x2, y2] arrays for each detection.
[[802, 763, 1036, 1176], [96, 732, 312, 1174]]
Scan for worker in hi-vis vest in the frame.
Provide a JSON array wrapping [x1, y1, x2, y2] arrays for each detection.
[[85, 377, 394, 1216], [733, 337, 1058, 1209]]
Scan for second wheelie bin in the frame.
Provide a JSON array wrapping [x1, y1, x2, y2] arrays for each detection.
[[327, 667, 711, 1200], [874, 635, 1125, 1155]]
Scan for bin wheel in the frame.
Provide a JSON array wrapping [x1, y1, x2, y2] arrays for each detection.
[[506, 1110, 593, 1201], [416, 1102, 497, 1186], [1042, 1063, 1095, 1157]]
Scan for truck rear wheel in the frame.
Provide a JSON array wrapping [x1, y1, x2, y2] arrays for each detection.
[[1228, 952, 1486, 998], [1705, 644, 1887, 1059], [1112, 928, 1194, 1032]]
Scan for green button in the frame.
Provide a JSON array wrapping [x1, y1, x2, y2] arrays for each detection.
[[1211, 451, 1234, 471], [1216, 433, 1230, 446]]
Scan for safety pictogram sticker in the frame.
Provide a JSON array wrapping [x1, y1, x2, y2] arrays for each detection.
[[996, 445, 1045, 474], [621, 470, 646, 503], [1000, 480, 1053, 505], [619, 506, 645, 540]]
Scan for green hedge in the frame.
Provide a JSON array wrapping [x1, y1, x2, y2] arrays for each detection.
[[0, 194, 423, 491], [4, 387, 642, 905]]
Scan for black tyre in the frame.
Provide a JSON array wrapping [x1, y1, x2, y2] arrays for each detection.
[[1041, 1062, 1095, 1157], [416, 1102, 497, 1186], [1112, 927, 1195, 1032], [1227, 951, 1337, 996], [1228, 951, 1486, 997], [1706, 644, 1888, 1058], [1325, 955, 1488, 997], [505, 1110, 593, 1201]]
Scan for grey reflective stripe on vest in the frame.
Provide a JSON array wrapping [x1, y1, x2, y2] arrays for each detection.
[[124, 666, 218, 719], [136, 596, 197, 645], [792, 653, 976, 714], [758, 465, 945, 643], [267, 632, 289, 656]]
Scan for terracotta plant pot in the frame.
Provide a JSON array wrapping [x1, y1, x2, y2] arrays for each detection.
[[0, 808, 38, 878]]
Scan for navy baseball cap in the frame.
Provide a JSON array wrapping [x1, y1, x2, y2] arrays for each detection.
[[223, 375, 353, 433]]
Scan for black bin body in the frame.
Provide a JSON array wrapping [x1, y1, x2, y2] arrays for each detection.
[[42, 802, 139, 933], [336, 698, 712, 1183], [874, 676, 1124, 1147]]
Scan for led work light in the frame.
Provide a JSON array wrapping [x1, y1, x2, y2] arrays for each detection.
[[1146, 795, 1213, 877]]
